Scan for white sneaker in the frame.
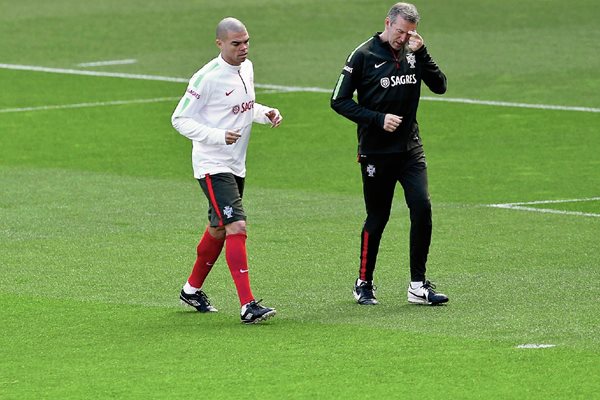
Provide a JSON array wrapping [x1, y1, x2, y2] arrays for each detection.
[[407, 280, 449, 305]]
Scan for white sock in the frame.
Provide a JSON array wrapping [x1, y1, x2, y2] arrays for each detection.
[[410, 281, 424, 290], [183, 282, 199, 295]]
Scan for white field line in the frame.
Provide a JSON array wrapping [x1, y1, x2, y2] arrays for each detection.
[[0, 63, 187, 83], [76, 59, 138, 67], [421, 96, 600, 113], [516, 344, 556, 349], [0, 97, 179, 113], [488, 197, 600, 218], [1, 63, 599, 113]]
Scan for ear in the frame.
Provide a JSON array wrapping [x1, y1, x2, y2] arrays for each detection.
[[216, 38, 222, 49]]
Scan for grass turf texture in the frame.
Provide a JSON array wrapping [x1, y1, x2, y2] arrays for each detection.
[[1, 0, 599, 398]]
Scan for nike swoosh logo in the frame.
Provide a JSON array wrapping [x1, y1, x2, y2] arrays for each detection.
[[225, 89, 235, 96], [408, 290, 426, 299], [374, 61, 387, 69], [240, 269, 249, 273]]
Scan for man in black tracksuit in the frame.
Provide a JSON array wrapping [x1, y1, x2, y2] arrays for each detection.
[[331, 2, 449, 306]]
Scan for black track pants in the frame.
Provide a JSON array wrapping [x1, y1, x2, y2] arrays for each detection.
[[358, 147, 432, 282]]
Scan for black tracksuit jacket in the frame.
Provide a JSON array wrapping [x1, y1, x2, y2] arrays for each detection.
[[331, 33, 447, 156]]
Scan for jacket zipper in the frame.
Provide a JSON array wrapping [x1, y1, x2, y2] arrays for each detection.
[[238, 71, 248, 94], [391, 49, 400, 69]]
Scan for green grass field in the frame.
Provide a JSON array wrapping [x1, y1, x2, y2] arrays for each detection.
[[1, 1, 599, 398]]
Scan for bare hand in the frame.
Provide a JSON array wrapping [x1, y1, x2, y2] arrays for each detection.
[[265, 109, 283, 128], [225, 129, 241, 145], [407, 30, 424, 52], [383, 114, 403, 132]]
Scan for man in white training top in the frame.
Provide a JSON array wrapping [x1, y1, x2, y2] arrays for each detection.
[[171, 17, 282, 324]]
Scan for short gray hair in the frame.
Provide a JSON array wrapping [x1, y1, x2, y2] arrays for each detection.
[[216, 17, 247, 40], [388, 2, 420, 24]]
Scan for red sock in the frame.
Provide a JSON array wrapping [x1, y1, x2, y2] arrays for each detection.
[[187, 229, 225, 288], [225, 233, 254, 306]]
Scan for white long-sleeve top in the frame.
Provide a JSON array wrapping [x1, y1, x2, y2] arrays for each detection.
[[171, 54, 272, 178]]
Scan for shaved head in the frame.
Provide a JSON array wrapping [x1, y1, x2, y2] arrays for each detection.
[[215, 17, 250, 66], [216, 17, 247, 40]]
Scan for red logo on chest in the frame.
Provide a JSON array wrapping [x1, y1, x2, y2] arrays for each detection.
[[232, 100, 254, 115]]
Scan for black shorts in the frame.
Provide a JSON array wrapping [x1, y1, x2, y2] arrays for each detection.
[[198, 173, 246, 227]]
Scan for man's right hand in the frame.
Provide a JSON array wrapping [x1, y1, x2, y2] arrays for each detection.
[[383, 114, 403, 132], [225, 129, 241, 144]]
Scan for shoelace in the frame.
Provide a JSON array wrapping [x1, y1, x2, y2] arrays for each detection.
[[423, 280, 437, 293], [242, 300, 270, 317], [359, 282, 377, 297], [196, 290, 212, 305], [359, 281, 376, 290], [251, 299, 264, 309]]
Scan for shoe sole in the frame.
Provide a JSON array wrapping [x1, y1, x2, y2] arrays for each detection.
[[241, 309, 276, 324], [357, 299, 378, 305], [407, 296, 448, 306], [179, 298, 218, 313]]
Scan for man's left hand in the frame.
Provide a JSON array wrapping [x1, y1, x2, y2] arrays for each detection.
[[265, 109, 283, 128]]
